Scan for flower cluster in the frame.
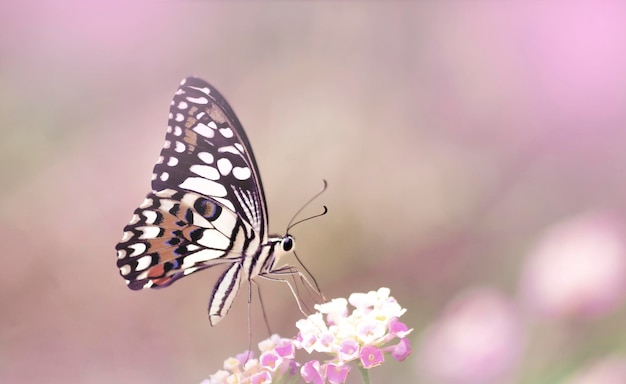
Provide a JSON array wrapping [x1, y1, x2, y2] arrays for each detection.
[[296, 287, 412, 383], [200, 288, 412, 384], [201, 335, 297, 384]]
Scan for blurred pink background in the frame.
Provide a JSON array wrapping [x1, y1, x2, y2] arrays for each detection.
[[2, 2, 626, 383]]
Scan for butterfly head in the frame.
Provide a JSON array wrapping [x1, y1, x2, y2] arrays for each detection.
[[266, 234, 296, 268]]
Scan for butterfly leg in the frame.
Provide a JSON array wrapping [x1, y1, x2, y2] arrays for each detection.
[[270, 265, 326, 303], [259, 266, 325, 318], [292, 251, 326, 301], [258, 273, 308, 318], [251, 279, 273, 337]]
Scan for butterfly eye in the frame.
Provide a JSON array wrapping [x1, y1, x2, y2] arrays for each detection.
[[282, 236, 295, 252]]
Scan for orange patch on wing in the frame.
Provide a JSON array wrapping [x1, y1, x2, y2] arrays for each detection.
[[207, 104, 227, 124], [145, 237, 173, 254], [183, 129, 197, 153], [148, 264, 165, 278]]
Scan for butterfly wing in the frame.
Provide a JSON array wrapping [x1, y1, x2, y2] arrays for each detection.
[[116, 77, 268, 290], [116, 189, 255, 289], [153, 77, 269, 237]]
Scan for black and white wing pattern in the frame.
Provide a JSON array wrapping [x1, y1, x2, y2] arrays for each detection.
[[116, 77, 288, 325]]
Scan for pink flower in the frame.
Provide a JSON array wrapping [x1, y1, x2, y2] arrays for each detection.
[[389, 318, 411, 338], [338, 339, 360, 362], [250, 371, 272, 384], [390, 338, 411, 362], [326, 362, 350, 384], [275, 342, 295, 359], [301, 360, 324, 384], [360, 345, 384, 368], [520, 212, 626, 320], [259, 351, 281, 372], [416, 287, 524, 384]]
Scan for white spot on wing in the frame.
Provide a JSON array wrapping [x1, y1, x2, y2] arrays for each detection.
[[198, 152, 214, 164], [175, 113, 184, 122], [193, 123, 215, 138], [196, 229, 230, 250], [175, 141, 186, 153], [181, 249, 224, 269], [129, 214, 140, 225], [174, 126, 182, 136], [120, 265, 131, 275], [179, 177, 227, 197], [189, 86, 211, 95], [208, 121, 218, 129], [135, 255, 153, 271], [219, 127, 234, 138], [121, 231, 132, 242], [233, 167, 251, 180], [160, 172, 169, 181], [143, 210, 158, 224], [139, 226, 161, 239], [156, 189, 177, 198], [187, 96, 209, 104], [139, 198, 153, 209], [234, 143, 244, 153], [167, 157, 179, 166], [217, 158, 233, 175], [129, 243, 147, 257], [117, 250, 127, 259], [190, 164, 220, 180], [178, 101, 188, 109], [218, 146, 239, 155], [158, 199, 175, 212], [183, 267, 198, 276]]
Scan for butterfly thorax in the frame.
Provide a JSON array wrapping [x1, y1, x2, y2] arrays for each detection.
[[246, 234, 295, 280]]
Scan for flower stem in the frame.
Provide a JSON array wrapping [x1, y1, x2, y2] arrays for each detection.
[[357, 365, 371, 384]]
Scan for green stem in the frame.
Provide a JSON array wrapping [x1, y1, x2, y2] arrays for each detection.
[[357, 365, 371, 384]]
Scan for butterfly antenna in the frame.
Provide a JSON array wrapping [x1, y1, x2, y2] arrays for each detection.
[[286, 180, 329, 233]]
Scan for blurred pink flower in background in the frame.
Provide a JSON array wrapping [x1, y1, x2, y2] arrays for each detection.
[[415, 287, 524, 384], [519, 212, 626, 321], [565, 355, 626, 384]]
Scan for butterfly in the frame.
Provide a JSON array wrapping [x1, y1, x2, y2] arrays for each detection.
[[115, 77, 317, 325]]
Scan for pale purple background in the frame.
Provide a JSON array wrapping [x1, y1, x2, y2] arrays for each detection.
[[2, 2, 626, 383]]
